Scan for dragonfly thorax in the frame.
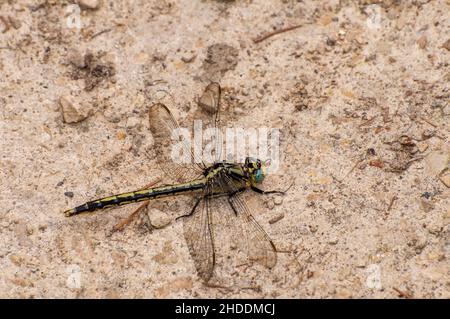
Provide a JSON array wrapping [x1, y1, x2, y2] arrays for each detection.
[[205, 158, 265, 185]]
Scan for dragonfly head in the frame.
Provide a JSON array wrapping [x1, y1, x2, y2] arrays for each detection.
[[245, 157, 265, 184]]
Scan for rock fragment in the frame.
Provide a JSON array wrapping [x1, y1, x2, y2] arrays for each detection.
[[442, 38, 450, 51], [151, 210, 172, 229], [59, 95, 90, 123], [181, 54, 196, 63], [269, 213, 284, 224], [67, 49, 86, 68], [417, 35, 427, 49], [78, 0, 100, 10], [273, 195, 283, 205], [439, 169, 450, 188], [425, 151, 448, 176]]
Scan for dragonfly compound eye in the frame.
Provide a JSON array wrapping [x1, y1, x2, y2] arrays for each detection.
[[255, 168, 265, 183]]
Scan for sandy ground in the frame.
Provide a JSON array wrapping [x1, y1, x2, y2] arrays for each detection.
[[0, 0, 449, 298]]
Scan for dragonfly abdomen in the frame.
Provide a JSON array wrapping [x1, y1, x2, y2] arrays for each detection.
[[64, 180, 206, 217]]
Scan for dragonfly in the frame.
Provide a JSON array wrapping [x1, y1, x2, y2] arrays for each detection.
[[63, 83, 284, 282]]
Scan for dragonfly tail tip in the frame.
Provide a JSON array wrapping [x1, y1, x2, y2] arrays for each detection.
[[64, 209, 76, 217]]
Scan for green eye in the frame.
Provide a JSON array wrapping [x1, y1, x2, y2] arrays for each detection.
[[255, 169, 264, 183]]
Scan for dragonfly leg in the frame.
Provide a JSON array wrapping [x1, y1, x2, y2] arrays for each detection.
[[176, 197, 202, 221], [251, 178, 294, 196], [112, 178, 161, 232], [112, 201, 149, 232], [227, 188, 246, 216], [251, 186, 285, 196]]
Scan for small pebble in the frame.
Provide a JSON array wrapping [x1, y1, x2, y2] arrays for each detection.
[[78, 0, 100, 10], [9, 254, 24, 266], [269, 213, 284, 224], [59, 95, 90, 123], [335, 288, 353, 298], [439, 170, 450, 188], [265, 199, 275, 210], [67, 49, 86, 68], [181, 54, 196, 63], [8, 16, 22, 29], [367, 148, 376, 156], [26, 226, 34, 235], [64, 191, 74, 198], [369, 159, 384, 169], [442, 38, 450, 51], [421, 129, 435, 139], [126, 117, 140, 128], [150, 209, 172, 228], [330, 133, 341, 139], [425, 151, 448, 176], [116, 130, 126, 140], [328, 236, 339, 245], [417, 142, 428, 153], [309, 224, 318, 233], [234, 107, 245, 115], [427, 250, 445, 262], [419, 198, 434, 213], [417, 35, 428, 49], [421, 192, 433, 199], [273, 195, 283, 205], [431, 101, 442, 109], [326, 37, 336, 46]]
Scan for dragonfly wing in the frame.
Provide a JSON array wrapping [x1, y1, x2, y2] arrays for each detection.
[[195, 82, 223, 164], [216, 173, 277, 269], [182, 183, 215, 282], [198, 82, 221, 125], [148, 102, 204, 183]]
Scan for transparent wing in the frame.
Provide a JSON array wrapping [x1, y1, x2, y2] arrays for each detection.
[[216, 172, 277, 269], [195, 82, 223, 164], [182, 183, 216, 282], [148, 102, 204, 183], [198, 82, 221, 127]]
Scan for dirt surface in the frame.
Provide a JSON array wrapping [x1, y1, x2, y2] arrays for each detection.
[[1, 0, 449, 298]]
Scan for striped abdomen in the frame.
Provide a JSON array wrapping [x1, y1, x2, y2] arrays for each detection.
[[64, 179, 206, 217]]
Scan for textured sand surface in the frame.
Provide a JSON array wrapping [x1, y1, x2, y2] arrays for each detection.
[[0, 0, 449, 298]]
